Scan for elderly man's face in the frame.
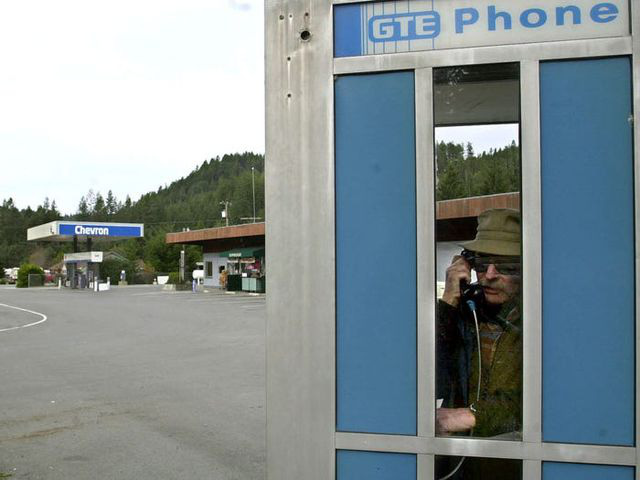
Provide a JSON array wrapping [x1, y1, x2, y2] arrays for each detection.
[[473, 255, 521, 306]]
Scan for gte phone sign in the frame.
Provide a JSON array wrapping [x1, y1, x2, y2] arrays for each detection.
[[369, 11, 440, 42], [335, 0, 628, 57]]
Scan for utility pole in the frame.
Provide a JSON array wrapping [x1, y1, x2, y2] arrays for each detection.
[[220, 201, 231, 227], [180, 228, 187, 283], [251, 167, 256, 223]]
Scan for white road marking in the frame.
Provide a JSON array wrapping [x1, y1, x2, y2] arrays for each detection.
[[0, 303, 48, 333]]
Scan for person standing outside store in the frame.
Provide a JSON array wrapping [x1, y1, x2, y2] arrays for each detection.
[[219, 266, 227, 290]]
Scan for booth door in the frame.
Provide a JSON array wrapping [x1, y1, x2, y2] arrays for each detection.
[[334, 57, 635, 479]]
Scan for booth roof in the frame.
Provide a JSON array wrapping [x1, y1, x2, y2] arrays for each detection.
[[219, 247, 265, 258]]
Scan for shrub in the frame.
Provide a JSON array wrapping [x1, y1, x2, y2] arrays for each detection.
[[133, 271, 155, 285], [167, 272, 180, 284], [16, 263, 44, 288], [101, 258, 135, 284]]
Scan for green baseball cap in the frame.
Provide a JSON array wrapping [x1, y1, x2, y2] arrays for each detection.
[[460, 208, 521, 256]]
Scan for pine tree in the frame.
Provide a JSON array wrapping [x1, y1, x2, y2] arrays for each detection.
[[78, 197, 89, 219], [106, 190, 117, 216]]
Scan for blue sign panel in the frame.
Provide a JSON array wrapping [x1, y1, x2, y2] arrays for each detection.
[[59, 224, 143, 238], [334, 0, 628, 58]]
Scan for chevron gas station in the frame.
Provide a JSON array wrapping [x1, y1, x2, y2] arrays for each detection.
[[27, 221, 144, 289]]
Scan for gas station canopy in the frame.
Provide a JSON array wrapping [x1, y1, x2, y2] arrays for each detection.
[[27, 221, 144, 242]]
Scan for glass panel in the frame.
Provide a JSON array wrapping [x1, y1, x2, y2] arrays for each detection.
[[436, 456, 521, 480], [337, 451, 416, 480], [543, 462, 634, 480], [433, 63, 522, 440], [541, 58, 634, 446]]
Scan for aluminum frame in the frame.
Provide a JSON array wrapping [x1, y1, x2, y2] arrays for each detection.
[[520, 59, 542, 448], [266, 0, 639, 478], [415, 67, 435, 440], [334, 37, 632, 75], [265, 1, 336, 480]]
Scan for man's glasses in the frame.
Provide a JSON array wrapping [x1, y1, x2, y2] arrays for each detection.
[[462, 250, 521, 276]]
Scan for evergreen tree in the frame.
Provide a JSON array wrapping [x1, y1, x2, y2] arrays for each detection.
[[106, 190, 118, 216], [77, 197, 90, 219], [436, 141, 519, 200]]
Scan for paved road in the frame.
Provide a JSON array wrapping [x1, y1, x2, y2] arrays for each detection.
[[0, 286, 265, 479]]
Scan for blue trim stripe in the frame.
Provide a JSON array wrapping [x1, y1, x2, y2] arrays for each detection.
[[335, 4, 363, 58]]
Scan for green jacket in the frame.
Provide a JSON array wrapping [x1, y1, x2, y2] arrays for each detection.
[[437, 299, 522, 438]]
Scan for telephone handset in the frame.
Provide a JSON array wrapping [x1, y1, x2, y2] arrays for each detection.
[[460, 279, 485, 310], [460, 250, 485, 311]]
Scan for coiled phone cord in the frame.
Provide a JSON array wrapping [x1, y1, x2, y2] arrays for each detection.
[[437, 300, 482, 480]]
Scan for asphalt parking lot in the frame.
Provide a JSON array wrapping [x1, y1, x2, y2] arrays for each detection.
[[0, 285, 265, 480]]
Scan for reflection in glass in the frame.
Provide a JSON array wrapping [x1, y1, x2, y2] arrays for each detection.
[[435, 456, 521, 480], [434, 63, 523, 444]]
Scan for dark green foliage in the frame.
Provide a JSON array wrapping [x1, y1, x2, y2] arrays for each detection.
[[436, 141, 520, 201], [167, 272, 180, 284], [107, 152, 265, 227], [0, 197, 61, 268], [16, 263, 44, 288], [143, 232, 183, 272], [100, 258, 136, 284]]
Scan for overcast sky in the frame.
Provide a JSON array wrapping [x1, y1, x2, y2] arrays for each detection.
[[436, 124, 519, 155], [0, 0, 264, 214]]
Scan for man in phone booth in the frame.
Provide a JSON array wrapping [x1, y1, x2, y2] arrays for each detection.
[[436, 208, 522, 440]]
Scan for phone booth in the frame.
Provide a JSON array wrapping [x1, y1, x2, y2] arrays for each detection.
[[266, 1, 638, 479]]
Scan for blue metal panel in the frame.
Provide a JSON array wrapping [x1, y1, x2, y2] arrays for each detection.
[[543, 462, 634, 480], [337, 451, 416, 480], [541, 57, 635, 445], [336, 72, 417, 435], [334, 4, 363, 58]]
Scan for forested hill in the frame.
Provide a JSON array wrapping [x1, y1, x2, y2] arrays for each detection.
[[78, 152, 264, 229], [0, 152, 264, 271], [436, 140, 519, 200]]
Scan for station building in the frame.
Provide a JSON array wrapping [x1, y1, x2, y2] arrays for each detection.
[[166, 222, 265, 292]]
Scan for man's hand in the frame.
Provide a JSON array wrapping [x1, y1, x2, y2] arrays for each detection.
[[436, 407, 476, 435], [441, 255, 471, 307]]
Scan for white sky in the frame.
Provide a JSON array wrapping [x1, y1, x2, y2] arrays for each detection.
[[0, 0, 264, 214], [435, 124, 519, 155]]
